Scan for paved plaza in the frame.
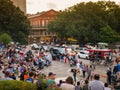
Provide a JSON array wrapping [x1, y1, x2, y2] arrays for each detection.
[[41, 59, 108, 83]]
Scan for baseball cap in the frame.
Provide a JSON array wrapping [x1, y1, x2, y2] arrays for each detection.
[[48, 72, 56, 76]]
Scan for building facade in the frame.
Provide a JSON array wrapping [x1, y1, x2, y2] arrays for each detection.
[[11, 0, 26, 13], [28, 9, 58, 44]]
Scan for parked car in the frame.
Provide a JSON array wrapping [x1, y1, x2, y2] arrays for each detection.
[[79, 47, 88, 51], [31, 43, 39, 50], [50, 48, 61, 60], [77, 51, 89, 59]]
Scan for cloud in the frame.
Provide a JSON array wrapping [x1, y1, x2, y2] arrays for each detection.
[[46, 2, 57, 9]]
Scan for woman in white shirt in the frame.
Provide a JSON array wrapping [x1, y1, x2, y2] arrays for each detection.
[[60, 76, 75, 90]]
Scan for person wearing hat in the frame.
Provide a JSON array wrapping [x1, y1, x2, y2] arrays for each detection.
[[46, 72, 57, 90], [88, 74, 104, 90]]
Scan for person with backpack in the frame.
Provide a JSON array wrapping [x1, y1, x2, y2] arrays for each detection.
[[26, 72, 34, 83]]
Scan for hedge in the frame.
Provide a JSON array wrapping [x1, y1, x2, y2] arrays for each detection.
[[0, 80, 37, 90]]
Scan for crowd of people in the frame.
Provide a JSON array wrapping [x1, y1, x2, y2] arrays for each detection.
[[0, 43, 120, 90], [36, 72, 112, 90], [0, 44, 52, 80]]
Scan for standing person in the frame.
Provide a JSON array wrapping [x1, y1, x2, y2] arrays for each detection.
[[76, 62, 80, 69], [70, 60, 73, 67], [64, 55, 67, 64], [113, 65, 118, 74], [83, 79, 89, 90], [88, 74, 104, 90], [86, 65, 93, 80], [79, 61, 84, 76], [46, 72, 57, 90], [91, 60, 96, 70], [106, 67, 112, 85], [104, 83, 111, 90], [83, 64, 86, 78], [75, 51, 79, 63], [115, 57, 120, 72], [73, 69, 77, 83]]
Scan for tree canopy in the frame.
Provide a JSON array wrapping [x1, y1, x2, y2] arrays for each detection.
[[0, 0, 30, 44], [48, 1, 120, 44], [0, 33, 12, 45]]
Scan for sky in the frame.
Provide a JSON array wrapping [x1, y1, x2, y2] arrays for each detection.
[[27, 0, 120, 14]]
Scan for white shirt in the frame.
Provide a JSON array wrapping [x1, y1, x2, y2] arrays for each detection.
[[104, 87, 111, 90], [89, 80, 104, 90], [76, 63, 80, 69], [60, 83, 75, 90]]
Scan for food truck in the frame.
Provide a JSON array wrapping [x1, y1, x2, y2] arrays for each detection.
[[87, 49, 112, 59]]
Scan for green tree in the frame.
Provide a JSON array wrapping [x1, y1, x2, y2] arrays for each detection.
[[16, 31, 28, 45], [48, 11, 68, 39], [97, 1, 120, 33], [48, 1, 120, 44], [99, 25, 119, 43], [0, 33, 12, 45], [48, 2, 105, 44], [0, 0, 30, 44]]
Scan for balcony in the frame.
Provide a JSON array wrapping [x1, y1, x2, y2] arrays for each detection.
[[29, 32, 56, 37], [31, 25, 48, 29]]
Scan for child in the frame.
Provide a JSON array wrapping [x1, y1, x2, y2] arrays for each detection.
[[104, 83, 111, 90], [70, 60, 73, 67], [83, 79, 89, 90], [57, 80, 63, 87], [75, 81, 82, 90]]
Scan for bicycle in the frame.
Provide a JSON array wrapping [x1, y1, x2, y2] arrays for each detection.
[[103, 60, 114, 66]]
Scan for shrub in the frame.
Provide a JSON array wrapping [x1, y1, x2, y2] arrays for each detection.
[[0, 80, 37, 90], [0, 33, 12, 45], [36, 75, 62, 90]]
